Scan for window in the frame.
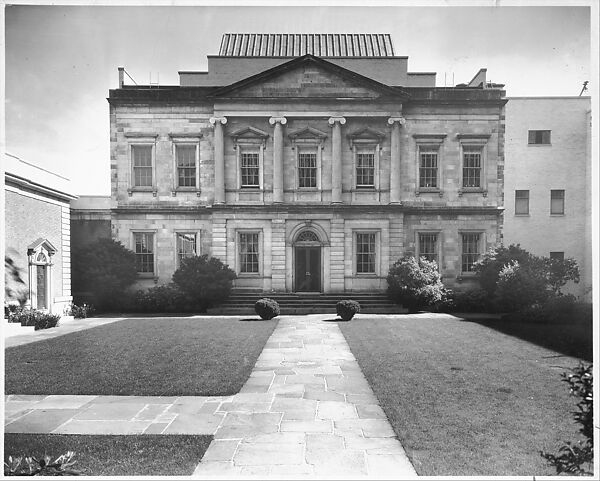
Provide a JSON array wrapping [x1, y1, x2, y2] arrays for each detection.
[[419, 146, 438, 188], [356, 152, 375, 188], [461, 233, 481, 273], [176, 233, 197, 267], [418, 233, 439, 265], [134, 232, 154, 274], [298, 150, 317, 188], [551, 190, 565, 214], [515, 190, 529, 215], [528, 130, 551, 145], [240, 151, 260, 188], [176, 145, 196, 188], [132, 145, 153, 187], [239, 232, 260, 274], [550, 251, 565, 261], [462, 146, 482, 188], [356, 233, 376, 274]]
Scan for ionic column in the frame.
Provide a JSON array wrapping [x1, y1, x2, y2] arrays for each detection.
[[328, 116, 346, 204], [209, 116, 227, 204], [269, 117, 287, 203], [388, 116, 405, 204]]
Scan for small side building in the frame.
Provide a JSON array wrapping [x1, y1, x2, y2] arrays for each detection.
[[4, 153, 78, 314], [504, 97, 592, 300]]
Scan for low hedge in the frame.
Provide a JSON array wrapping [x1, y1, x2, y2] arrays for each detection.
[[7, 308, 61, 331]]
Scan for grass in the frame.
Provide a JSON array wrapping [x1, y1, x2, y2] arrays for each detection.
[[5, 317, 277, 396], [3, 434, 212, 476], [339, 314, 589, 476]]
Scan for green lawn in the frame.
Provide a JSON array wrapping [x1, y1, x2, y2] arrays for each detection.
[[5, 317, 277, 396], [339, 314, 589, 477], [4, 434, 212, 476]]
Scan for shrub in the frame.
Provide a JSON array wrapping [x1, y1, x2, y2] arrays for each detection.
[[441, 288, 493, 313], [501, 294, 579, 324], [255, 298, 280, 320], [541, 363, 593, 475], [8, 308, 61, 331], [172, 255, 237, 312], [495, 260, 549, 312], [4, 451, 79, 476], [68, 303, 96, 319], [336, 300, 360, 321], [71, 238, 138, 311], [133, 284, 191, 313], [387, 255, 445, 312]]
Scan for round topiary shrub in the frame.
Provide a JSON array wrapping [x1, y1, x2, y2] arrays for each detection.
[[255, 298, 280, 320], [336, 299, 360, 321]]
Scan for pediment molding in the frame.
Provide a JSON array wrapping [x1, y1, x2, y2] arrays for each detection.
[[288, 126, 328, 149], [230, 126, 269, 148], [347, 127, 386, 146]]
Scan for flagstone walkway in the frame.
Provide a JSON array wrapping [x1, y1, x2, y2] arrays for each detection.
[[5, 314, 417, 478]]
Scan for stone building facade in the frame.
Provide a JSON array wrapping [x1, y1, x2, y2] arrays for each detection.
[[74, 34, 506, 293], [504, 96, 592, 299], [4, 153, 77, 314]]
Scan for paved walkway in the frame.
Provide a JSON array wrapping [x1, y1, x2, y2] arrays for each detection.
[[5, 315, 417, 478]]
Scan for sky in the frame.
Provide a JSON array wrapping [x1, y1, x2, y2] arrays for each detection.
[[3, 2, 594, 195]]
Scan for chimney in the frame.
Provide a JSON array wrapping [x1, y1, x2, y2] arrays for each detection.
[[118, 67, 124, 88]]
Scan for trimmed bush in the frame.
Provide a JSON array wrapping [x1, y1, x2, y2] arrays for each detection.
[[133, 284, 189, 313], [71, 238, 138, 311], [68, 303, 96, 319], [336, 300, 360, 321], [387, 255, 445, 313], [255, 298, 280, 320], [172, 255, 237, 312], [8, 308, 61, 331]]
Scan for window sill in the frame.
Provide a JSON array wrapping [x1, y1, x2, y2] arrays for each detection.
[[238, 272, 262, 277], [550, 213, 565, 217], [355, 186, 376, 190], [514, 213, 530, 217], [137, 273, 158, 281], [416, 189, 443, 197], [240, 186, 262, 190], [527, 143, 552, 147], [355, 272, 378, 277], [297, 187, 320, 192], [459, 188, 487, 197], [128, 187, 157, 197], [172, 188, 201, 197], [457, 273, 477, 281]]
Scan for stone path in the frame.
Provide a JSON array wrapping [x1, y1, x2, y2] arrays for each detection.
[[5, 315, 417, 478]]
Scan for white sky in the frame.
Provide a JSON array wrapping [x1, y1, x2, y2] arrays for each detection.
[[3, 2, 594, 195]]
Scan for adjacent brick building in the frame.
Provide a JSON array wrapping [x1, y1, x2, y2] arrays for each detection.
[[73, 33, 506, 294], [4, 153, 77, 314], [504, 97, 592, 299]]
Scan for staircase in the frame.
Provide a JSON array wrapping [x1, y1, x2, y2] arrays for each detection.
[[207, 290, 406, 316]]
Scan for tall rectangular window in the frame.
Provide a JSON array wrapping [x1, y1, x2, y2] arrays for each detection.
[[418, 233, 438, 265], [176, 145, 196, 188], [419, 147, 438, 188], [461, 233, 481, 273], [515, 190, 529, 215], [134, 232, 154, 274], [356, 233, 376, 274], [298, 151, 317, 188], [462, 146, 482, 188], [551, 189, 565, 214], [240, 152, 260, 188], [528, 130, 551, 145], [356, 152, 375, 188], [176, 233, 197, 267], [132, 145, 153, 187], [239, 232, 260, 274]]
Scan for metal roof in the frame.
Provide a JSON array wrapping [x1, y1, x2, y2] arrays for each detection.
[[219, 34, 395, 57]]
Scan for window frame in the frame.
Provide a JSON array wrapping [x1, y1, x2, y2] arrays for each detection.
[[237, 230, 262, 276], [125, 133, 158, 196], [550, 189, 565, 215], [231, 127, 268, 191], [528, 130, 552, 146], [170, 133, 202, 195], [515, 189, 530, 215], [238, 147, 263, 190], [458, 134, 490, 195], [413, 134, 446, 195], [296, 145, 320, 190], [415, 231, 442, 271], [175, 231, 199, 268], [460, 231, 484, 276], [354, 231, 379, 276], [132, 230, 157, 278], [348, 128, 384, 191]]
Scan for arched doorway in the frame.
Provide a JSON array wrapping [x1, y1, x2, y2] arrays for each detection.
[[293, 230, 322, 292]]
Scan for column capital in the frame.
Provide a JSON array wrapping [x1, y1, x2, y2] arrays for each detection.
[[328, 116, 346, 126], [387, 116, 406, 126], [269, 116, 287, 125], [209, 116, 228, 125]]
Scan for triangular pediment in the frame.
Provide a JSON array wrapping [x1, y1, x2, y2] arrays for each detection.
[[210, 55, 409, 100], [348, 127, 386, 143], [288, 126, 328, 141], [230, 126, 269, 141], [27, 238, 57, 256]]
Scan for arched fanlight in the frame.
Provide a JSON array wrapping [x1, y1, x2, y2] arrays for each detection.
[[296, 230, 320, 243]]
